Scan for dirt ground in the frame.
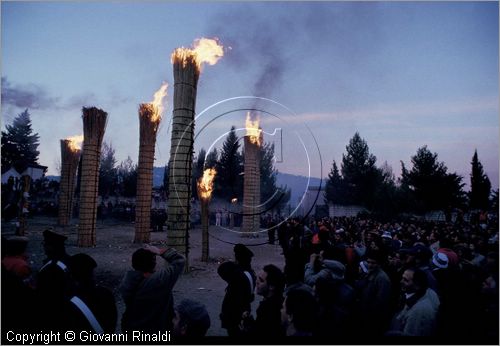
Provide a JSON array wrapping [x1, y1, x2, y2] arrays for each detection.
[[1, 216, 285, 336]]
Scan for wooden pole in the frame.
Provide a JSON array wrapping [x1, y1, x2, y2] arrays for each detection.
[[135, 104, 161, 243], [200, 198, 209, 262], [78, 107, 107, 247]]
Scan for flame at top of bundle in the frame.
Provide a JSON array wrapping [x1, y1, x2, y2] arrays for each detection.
[[66, 135, 84, 152], [245, 112, 262, 146], [150, 82, 168, 121], [197, 168, 217, 200], [171, 38, 224, 71]]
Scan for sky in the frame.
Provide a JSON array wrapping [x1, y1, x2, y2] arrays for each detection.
[[1, 1, 498, 191]]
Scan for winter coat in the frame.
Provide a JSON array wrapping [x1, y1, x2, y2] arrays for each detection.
[[389, 288, 440, 336], [119, 248, 185, 333]]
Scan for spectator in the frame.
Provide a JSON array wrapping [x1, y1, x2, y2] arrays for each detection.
[[36, 229, 72, 331], [354, 248, 392, 336], [120, 245, 185, 333], [172, 299, 211, 338], [281, 288, 318, 336], [2, 236, 32, 282], [66, 253, 117, 333], [218, 244, 255, 336], [241, 264, 286, 337], [387, 268, 440, 336]]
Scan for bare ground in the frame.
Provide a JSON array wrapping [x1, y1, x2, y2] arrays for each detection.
[[2, 217, 285, 336]]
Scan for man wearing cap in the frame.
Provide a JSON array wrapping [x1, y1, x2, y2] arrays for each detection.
[[218, 243, 255, 336], [66, 253, 117, 333], [172, 299, 211, 338], [35, 229, 72, 331]]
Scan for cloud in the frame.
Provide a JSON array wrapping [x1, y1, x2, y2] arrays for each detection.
[[1, 77, 60, 110], [275, 95, 498, 126], [1, 77, 132, 116]]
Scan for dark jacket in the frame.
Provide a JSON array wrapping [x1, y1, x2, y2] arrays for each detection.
[[218, 261, 254, 335], [119, 248, 185, 333]]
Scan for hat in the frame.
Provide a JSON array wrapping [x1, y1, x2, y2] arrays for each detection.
[[43, 229, 67, 244], [432, 252, 449, 269], [409, 244, 432, 258], [335, 228, 345, 234], [234, 243, 253, 258], [323, 260, 345, 280], [382, 231, 392, 239], [359, 260, 369, 274], [176, 299, 211, 336], [70, 253, 97, 280]]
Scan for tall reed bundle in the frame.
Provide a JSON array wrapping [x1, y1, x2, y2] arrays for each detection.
[[58, 139, 81, 226], [78, 107, 108, 247], [167, 52, 200, 268], [242, 132, 263, 236], [134, 103, 161, 243]]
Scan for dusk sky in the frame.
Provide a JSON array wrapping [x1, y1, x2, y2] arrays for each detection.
[[2, 1, 498, 191]]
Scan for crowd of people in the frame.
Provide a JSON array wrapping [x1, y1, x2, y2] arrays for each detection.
[[1, 212, 498, 343]]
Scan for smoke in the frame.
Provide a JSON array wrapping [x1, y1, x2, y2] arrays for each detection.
[[206, 3, 385, 108]]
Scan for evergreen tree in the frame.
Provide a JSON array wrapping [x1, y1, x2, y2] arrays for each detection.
[[215, 126, 243, 200], [1, 109, 40, 171], [341, 132, 379, 208], [469, 150, 491, 210], [324, 160, 347, 205], [402, 146, 465, 212], [99, 142, 118, 197], [205, 147, 218, 169]]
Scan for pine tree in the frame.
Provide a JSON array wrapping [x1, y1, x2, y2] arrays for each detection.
[[341, 132, 379, 207], [402, 146, 465, 212], [469, 150, 491, 210], [215, 126, 243, 200], [325, 160, 347, 205], [1, 109, 40, 171], [260, 142, 277, 204]]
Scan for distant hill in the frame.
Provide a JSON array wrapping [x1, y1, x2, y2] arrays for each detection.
[[47, 168, 322, 205], [276, 172, 323, 205]]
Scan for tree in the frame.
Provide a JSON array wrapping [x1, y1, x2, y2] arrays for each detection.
[[215, 126, 243, 200], [205, 147, 218, 169], [341, 132, 379, 208], [192, 148, 206, 200], [117, 156, 137, 197], [99, 142, 117, 198], [324, 160, 347, 205], [402, 146, 465, 212], [1, 109, 40, 172], [469, 150, 491, 210]]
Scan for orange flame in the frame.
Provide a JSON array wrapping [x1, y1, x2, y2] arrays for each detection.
[[151, 82, 168, 121], [245, 112, 262, 146], [171, 37, 224, 71], [197, 168, 217, 200], [66, 135, 84, 151]]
